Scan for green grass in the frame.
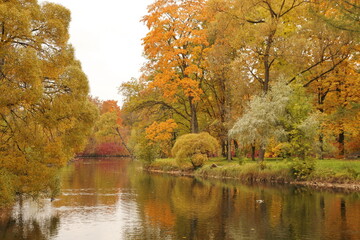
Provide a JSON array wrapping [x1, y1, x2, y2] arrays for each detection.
[[309, 159, 360, 183], [196, 159, 292, 182], [316, 159, 360, 172], [148, 158, 179, 171], [148, 157, 360, 184]]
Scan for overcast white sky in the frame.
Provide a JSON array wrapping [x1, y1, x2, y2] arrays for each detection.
[[39, 0, 149, 106]]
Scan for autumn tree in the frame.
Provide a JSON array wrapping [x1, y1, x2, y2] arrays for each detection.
[[145, 119, 178, 157], [208, 0, 356, 158], [121, 0, 359, 162], [312, 60, 360, 157], [229, 80, 292, 161], [317, 0, 360, 33], [142, 0, 209, 133], [0, 1, 97, 204], [203, 2, 257, 159]]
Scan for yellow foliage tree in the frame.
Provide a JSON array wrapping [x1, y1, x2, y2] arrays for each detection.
[[0, 1, 97, 204]]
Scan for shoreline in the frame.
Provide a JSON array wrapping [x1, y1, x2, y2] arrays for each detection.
[[146, 168, 360, 191]]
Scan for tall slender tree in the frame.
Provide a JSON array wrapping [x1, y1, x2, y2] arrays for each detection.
[[142, 0, 209, 133]]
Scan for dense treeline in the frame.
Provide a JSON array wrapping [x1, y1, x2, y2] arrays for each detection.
[[120, 0, 360, 164], [0, 1, 97, 206], [80, 99, 130, 157]]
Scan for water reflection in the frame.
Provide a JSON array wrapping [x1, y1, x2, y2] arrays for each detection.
[[0, 158, 360, 240], [0, 199, 60, 240]]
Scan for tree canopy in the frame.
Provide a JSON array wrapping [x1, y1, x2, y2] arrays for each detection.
[[0, 0, 97, 205], [121, 0, 359, 162]]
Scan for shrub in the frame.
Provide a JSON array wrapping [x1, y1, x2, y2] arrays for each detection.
[[134, 138, 160, 168], [172, 132, 219, 169], [291, 158, 315, 180]]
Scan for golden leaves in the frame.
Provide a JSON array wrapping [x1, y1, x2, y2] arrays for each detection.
[[142, 0, 208, 102], [145, 119, 178, 143], [0, 0, 96, 203]]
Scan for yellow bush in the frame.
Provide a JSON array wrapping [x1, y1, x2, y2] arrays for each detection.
[[172, 132, 219, 169]]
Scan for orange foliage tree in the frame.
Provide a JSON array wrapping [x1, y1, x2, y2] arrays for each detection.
[[311, 60, 360, 157], [145, 119, 178, 156], [142, 0, 209, 133]]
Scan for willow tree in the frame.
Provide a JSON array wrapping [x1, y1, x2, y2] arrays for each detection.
[[0, 1, 97, 203], [142, 0, 209, 133]]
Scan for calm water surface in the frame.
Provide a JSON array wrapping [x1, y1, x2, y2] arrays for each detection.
[[1, 158, 360, 240]]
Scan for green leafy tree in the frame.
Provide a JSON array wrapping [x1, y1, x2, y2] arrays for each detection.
[[278, 85, 320, 159]]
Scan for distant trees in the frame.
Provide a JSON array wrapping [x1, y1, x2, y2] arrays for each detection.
[[81, 99, 130, 157]]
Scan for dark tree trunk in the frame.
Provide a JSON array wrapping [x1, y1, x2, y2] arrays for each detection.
[[251, 144, 256, 161], [221, 139, 226, 157], [189, 96, 199, 133], [262, 30, 275, 94], [234, 140, 239, 157], [319, 134, 324, 159], [318, 104, 325, 159], [338, 130, 345, 157]]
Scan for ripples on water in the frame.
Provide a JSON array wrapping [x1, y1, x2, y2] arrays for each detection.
[[0, 158, 360, 240]]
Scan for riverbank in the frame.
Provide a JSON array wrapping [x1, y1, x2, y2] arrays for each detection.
[[147, 158, 360, 191]]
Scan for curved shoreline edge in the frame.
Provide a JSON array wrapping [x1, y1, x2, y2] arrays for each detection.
[[146, 168, 360, 191]]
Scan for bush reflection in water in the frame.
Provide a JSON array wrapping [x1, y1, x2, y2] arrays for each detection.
[[0, 158, 360, 240]]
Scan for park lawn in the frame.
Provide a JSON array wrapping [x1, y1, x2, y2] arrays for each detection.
[[309, 159, 360, 183], [149, 157, 360, 184], [315, 159, 360, 172]]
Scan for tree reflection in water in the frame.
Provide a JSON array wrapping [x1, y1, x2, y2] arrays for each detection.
[[0, 158, 359, 240], [130, 170, 360, 240], [0, 199, 60, 240]]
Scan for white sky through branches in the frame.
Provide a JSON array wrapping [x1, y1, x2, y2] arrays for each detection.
[[39, 0, 149, 106]]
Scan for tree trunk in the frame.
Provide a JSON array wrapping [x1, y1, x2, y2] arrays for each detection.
[[338, 130, 345, 158], [234, 140, 239, 157], [319, 134, 324, 159], [318, 106, 325, 159], [258, 146, 265, 162], [262, 30, 276, 94], [221, 139, 226, 157], [251, 144, 256, 161], [227, 136, 232, 161], [115, 127, 133, 158], [189, 96, 199, 133]]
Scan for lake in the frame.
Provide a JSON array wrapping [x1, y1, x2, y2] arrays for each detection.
[[1, 158, 360, 240]]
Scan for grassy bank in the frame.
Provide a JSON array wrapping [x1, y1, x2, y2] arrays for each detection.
[[147, 158, 360, 189]]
